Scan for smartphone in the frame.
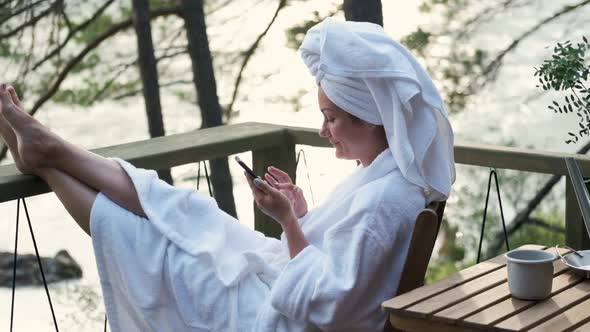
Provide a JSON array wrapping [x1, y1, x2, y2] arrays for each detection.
[[235, 156, 279, 185], [235, 156, 258, 179]]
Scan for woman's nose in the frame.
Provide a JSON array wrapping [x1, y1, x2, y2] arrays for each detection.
[[319, 125, 329, 138]]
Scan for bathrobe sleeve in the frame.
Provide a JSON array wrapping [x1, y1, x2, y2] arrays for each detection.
[[269, 208, 397, 330]]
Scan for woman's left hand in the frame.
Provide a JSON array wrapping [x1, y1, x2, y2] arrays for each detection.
[[246, 174, 296, 227]]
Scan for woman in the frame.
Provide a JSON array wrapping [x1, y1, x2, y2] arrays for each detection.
[[0, 18, 454, 332]]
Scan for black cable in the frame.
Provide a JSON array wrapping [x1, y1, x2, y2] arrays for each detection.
[[494, 170, 510, 254], [22, 198, 60, 331], [204, 161, 213, 197], [10, 199, 20, 332], [295, 149, 315, 205], [477, 169, 510, 263], [196, 160, 202, 191], [196, 161, 214, 197]]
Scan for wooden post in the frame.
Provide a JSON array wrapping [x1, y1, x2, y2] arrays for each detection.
[[252, 142, 297, 238], [565, 177, 590, 249]]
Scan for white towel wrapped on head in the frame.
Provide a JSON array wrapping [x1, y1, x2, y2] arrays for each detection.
[[300, 18, 456, 203]]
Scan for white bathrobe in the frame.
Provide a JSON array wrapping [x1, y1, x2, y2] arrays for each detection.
[[90, 150, 425, 332]]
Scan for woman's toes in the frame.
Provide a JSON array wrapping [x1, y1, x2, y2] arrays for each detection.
[[7, 86, 22, 109]]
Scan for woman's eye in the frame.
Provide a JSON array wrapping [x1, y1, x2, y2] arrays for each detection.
[[327, 118, 335, 123]]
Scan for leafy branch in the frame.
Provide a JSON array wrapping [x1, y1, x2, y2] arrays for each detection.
[[535, 36, 590, 143]]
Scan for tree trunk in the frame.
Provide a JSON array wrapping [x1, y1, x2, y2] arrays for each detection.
[[343, 0, 383, 26], [131, 0, 173, 184], [180, 0, 237, 217]]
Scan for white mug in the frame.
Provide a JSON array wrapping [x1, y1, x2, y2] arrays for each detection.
[[505, 249, 555, 300]]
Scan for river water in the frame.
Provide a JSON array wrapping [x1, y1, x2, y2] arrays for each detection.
[[1, 0, 588, 330]]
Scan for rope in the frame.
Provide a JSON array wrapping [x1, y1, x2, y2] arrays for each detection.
[[477, 169, 510, 263]]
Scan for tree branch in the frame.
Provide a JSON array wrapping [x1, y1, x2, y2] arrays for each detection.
[[0, 0, 15, 8], [88, 48, 188, 104], [31, 0, 116, 71], [226, 0, 287, 118], [0, 0, 50, 25], [456, 0, 524, 40], [481, 0, 590, 85], [113, 79, 193, 100], [0, 1, 58, 40], [0, 6, 182, 161], [527, 217, 566, 233]]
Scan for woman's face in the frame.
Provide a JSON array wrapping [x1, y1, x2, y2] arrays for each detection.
[[318, 87, 375, 163]]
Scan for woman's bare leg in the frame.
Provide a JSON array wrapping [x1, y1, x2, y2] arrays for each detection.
[[0, 96, 98, 234], [0, 84, 146, 218], [37, 167, 98, 236]]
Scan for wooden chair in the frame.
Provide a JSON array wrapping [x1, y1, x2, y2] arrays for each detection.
[[383, 200, 446, 332]]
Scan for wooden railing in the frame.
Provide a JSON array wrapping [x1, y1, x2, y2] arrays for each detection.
[[1, 122, 590, 248]]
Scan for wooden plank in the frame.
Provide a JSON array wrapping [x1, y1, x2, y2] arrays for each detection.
[[288, 133, 590, 177], [435, 250, 574, 322], [453, 142, 590, 176], [383, 245, 544, 312], [492, 273, 586, 331], [397, 203, 441, 295], [288, 129, 590, 176], [389, 312, 483, 332], [5, 122, 590, 204], [571, 320, 590, 332], [0, 122, 287, 202], [286, 126, 331, 148], [5, 123, 590, 204], [434, 282, 510, 322], [406, 264, 511, 316], [461, 264, 577, 328], [528, 299, 590, 332]]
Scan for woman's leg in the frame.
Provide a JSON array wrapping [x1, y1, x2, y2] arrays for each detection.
[[1, 105, 98, 235], [0, 84, 146, 218], [37, 167, 98, 236]]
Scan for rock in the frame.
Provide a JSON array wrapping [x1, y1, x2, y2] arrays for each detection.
[[0, 250, 83, 287]]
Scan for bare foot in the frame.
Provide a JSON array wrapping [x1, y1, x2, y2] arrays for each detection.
[[0, 84, 62, 172], [0, 86, 32, 174], [0, 112, 31, 174]]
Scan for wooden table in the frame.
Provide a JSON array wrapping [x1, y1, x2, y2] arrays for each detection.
[[383, 244, 590, 331]]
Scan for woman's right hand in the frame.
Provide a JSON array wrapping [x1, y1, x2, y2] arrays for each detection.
[[265, 166, 308, 218]]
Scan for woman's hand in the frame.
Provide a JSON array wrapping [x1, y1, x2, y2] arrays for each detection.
[[264, 166, 308, 218], [246, 174, 296, 227]]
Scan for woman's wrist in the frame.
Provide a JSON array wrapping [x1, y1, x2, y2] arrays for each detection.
[[280, 213, 299, 230], [281, 215, 309, 258]]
